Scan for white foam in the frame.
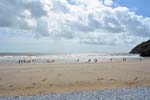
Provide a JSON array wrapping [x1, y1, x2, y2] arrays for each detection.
[[0, 53, 141, 64]]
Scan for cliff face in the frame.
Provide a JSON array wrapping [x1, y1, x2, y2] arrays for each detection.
[[130, 40, 150, 57]]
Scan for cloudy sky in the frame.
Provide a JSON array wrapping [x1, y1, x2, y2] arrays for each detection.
[[0, 0, 150, 53]]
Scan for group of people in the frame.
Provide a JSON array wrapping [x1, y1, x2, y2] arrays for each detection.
[[47, 59, 55, 63], [76, 58, 142, 63], [18, 59, 36, 64], [88, 59, 98, 62], [19, 59, 56, 64], [77, 58, 98, 63], [18, 58, 143, 64]]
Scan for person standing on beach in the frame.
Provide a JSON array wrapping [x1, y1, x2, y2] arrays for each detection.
[[32, 59, 34, 62], [110, 58, 112, 62], [19, 60, 21, 64], [140, 58, 142, 62], [123, 58, 126, 62], [88, 59, 91, 62], [94, 59, 97, 62]]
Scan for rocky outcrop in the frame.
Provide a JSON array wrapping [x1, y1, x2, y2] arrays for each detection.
[[130, 40, 150, 57]]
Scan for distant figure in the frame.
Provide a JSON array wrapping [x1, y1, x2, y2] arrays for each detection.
[[88, 59, 91, 62], [20, 60, 23, 63], [23, 59, 25, 63], [140, 58, 142, 62], [47, 59, 55, 63], [110, 58, 112, 62], [28, 60, 31, 63], [94, 59, 97, 62], [123, 58, 126, 62], [77, 59, 79, 62], [19, 60, 21, 64], [32, 59, 34, 62]]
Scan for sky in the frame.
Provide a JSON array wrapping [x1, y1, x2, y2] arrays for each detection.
[[0, 0, 150, 53]]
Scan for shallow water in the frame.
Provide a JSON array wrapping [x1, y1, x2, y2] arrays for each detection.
[[0, 53, 148, 64]]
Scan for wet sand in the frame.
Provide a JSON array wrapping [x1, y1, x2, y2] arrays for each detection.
[[0, 61, 150, 96]]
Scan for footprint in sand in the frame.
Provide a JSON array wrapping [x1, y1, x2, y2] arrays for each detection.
[[109, 78, 116, 81], [41, 78, 47, 82], [49, 84, 53, 86], [32, 83, 36, 85], [128, 82, 135, 86], [97, 78, 104, 80], [9, 85, 14, 88], [25, 86, 34, 89], [134, 77, 138, 81], [57, 73, 62, 76], [39, 90, 46, 94]]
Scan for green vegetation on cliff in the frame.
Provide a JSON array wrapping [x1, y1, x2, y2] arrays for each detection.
[[130, 40, 150, 57]]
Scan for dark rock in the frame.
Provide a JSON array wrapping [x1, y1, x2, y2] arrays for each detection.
[[130, 40, 150, 57]]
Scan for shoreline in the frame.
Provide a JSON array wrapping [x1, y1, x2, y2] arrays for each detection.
[[0, 61, 150, 96]]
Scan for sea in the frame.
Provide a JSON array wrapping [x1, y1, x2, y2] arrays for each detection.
[[0, 52, 145, 64]]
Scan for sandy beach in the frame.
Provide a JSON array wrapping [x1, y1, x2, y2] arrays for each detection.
[[0, 61, 150, 96]]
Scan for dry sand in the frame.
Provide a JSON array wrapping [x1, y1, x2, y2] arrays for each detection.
[[0, 61, 150, 96]]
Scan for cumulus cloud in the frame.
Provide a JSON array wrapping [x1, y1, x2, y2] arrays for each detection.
[[104, 0, 113, 6], [0, 0, 150, 45]]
